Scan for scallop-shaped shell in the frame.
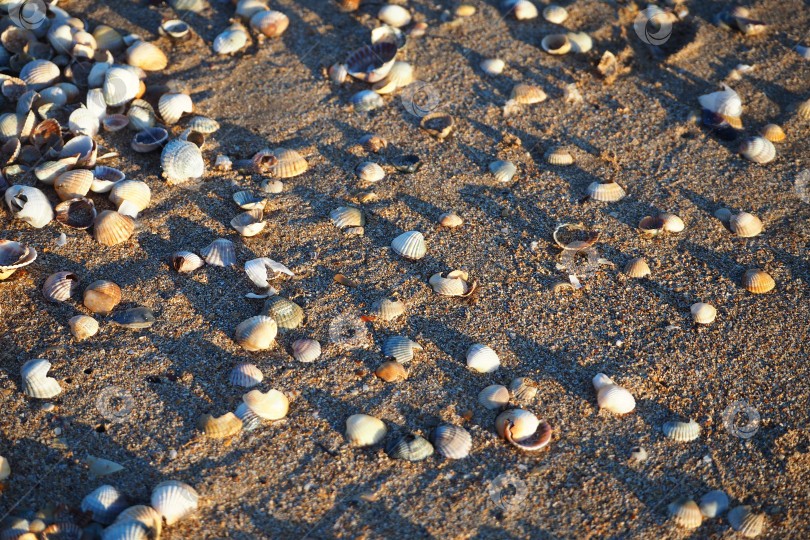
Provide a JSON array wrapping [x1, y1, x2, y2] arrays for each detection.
[[728, 506, 765, 537], [545, 147, 574, 165], [381, 336, 422, 363], [80, 485, 128, 525], [624, 257, 651, 278], [128, 101, 156, 132], [466, 344, 500, 373], [346, 42, 398, 83], [375, 360, 408, 382], [729, 212, 762, 237], [262, 296, 304, 331], [94, 25, 124, 52], [68, 107, 100, 137], [659, 213, 685, 233], [250, 10, 289, 38], [478, 385, 510, 410], [489, 160, 516, 183], [351, 89, 384, 112], [480, 58, 505, 75], [99, 520, 149, 540], [244, 257, 293, 288], [371, 298, 405, 321], [20, 359, 62, 399], [43, 271, 79, 302], [797, 99, 810, 120], [83, 280, 122, 315], [359, 134, 387, 153], [386, 433, 434, 461], [663, 419, 701, 442], [113, 505, 163, 539], [378, 4, 412, 27], [264, 148, 308, 178], [109, 181, 150, 213], [356, 161, 385, 182], [161, 139, 205, 184], [699, 84, 742, 117], [229, 362, 263, 387], [235, 315, 278, 351], [231, 209, 266, 237], [188, 116, 220, 134], [509, 377, 537, 402], [54, 169, 94, 201], [0, 240, 37, 279], [759, 123, 785, 142], [543, 4, 568, 23], [4, 185, 54, 228], [439, 212, 463, 228], [514, 0, 539, 20], [199, 412, 243, 438], [597, 384, 636, 415], [668, 498, 703, 529], [690, 302, 716, 324], [242, 389, 289, 420], [430, 425, 471, 459], [94, 211, 135, 246], [150, 481, 198, 526], [102, 67, 139, 107], [739, 136, 775, 164], [233, 191, 267, 211], [69, 315, 99, 341], [330, 206, 365, 229], [741, 269, 775, 294], [291, 339, 321, 363], [429, 271, 474, 297], [699, 490, 729, 518], [158, 93, 193, 125], [126, 41, 167, 71], [201, 238, 236, 267], [20, 60, 60, 91], [346, 414, 387, 446], [510, 84, 546, 104], [171, 251, 204, 273], [495, 409, 540, 439], [541, 33, 571, 54], [391, 231, 426, 260], [587, 181, 625, 201]]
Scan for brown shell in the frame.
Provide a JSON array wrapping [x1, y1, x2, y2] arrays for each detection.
[[54, 169, 94, 201], [624, 257, 651, 278], [126, 41, 168, 71], [741, 269, 775, 294], [94, 210, 135, 246], [43, 271, 79, 302], [83, 280, 122, 315], [510, 84, 547, 105], [375, 360, 408, 382], [198, 412, 243, 438], [759, 123, 785, 142]]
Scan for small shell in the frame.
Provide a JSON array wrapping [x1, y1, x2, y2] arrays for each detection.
[[386, 433, 434, 461], [375, 360, 408, 382], [690, 302, 716, 324], [235, 315, 278, 351], [663, 419, 701, 441], [103, 114, 129, 132], [0, 455, 8, 480], [797, 99, 810, 120], [43, 271, 79, 302], [378, 4, 412, 27], [328, 62, 349, 84], [161, 139, 205, 184], [80, 485, 128, 525], [103, 67, 139, 107], [199, 412, 243, 438], [0, 240, 37, 278], [439, 212, 463, 228], [374, 61, 413, 93], [510, 84, 546, 105], [567, 31, 593, 53], [150, 480, 198, 526], [430, 425, 471, 459], [478, 385, 510, 410], [86, 455, 124, 476], [596, 383, 636, 415], [262, 296, 304, 331], [244, 257, 294, 288], [158, 93, 193, 125], [242, 389, 289, 420], [541, 33, 571, 55], [346, 414, 387, 446], [330, 206, 365, 229], [741, 269, 775, 294], [429, 271, 475, 297], [356, 161, 385, 182], [201, 238, 236, 267], [21, 359, 62, 399], [250, 10, 289, 38], [513, 0, 539, 20], [83, 280, 122, 315], [543, 5, 568, 24], [260, 147, 308, 178], [504, 418, 552, 451], [382, 336, 422, 363], [188, 116, 220, 134], [587, 181, 625, 201], [509, 377, 537, 402], [111, 307, 156, 329], [545, 147, 574, 165], [171, 251, 205, 273], [4, 185, 54, 228], [160, 19, 191, 40], [640, 215, 666, 235], [358, 134, 387, 153], [729, 212, 763, 237], [759, 123, 785, 142], [346, 42, 397, 83], [371, 298, 405, 321], [214, 24, 249, 55], [466, 344, 500, 373], [660, 213, 685, 233], [231, 209, 266, 237], [94, 211, 135, 246], [236, 0, 270, 20], [391, 231, 427, 260], [480, 58, 504, 75], [420, 111, 454, 139], [728, 506, 765, 538], [54, 169, 94, 201], [109, 181, 151, 213], [114, 505, 163, 539], [630, 446, 648, 461], [699, 490, 729, 518], [128, 101, 156, 132], [233, 191, 267, 211], [99, 520, 149, 540], [739, 136, 775, 164], [699, 84, 742, 117], [126, 41, 168, 71], [230, 362, 264, 387], [351, 89, 384, 112], [668, 498, 703, 529], [489, 160, 517, 183], [292, 339, 321, 363], [495, 409, 539, 439], [624, 257, 651, 278]]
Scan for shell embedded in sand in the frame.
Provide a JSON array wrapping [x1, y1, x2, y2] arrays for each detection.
[[624, 257, 651, 278], [292, 339, 321, 363], [729, 212, 762, 237], [541, 33, 571, 55], [663, 419, 701, 441], [668, 498, 703, 529], [371, 298, 405, 321], [151, 481, 198, 526], [466, 343, 500, 373], [510, 84, 546, 104], [235, 315, 278, 351], [430, 425, 472, 459], [478, 385, 510, 410], [429, 271, 476, 297], [229, 362, 264, 387], [199, 412, 243, 438], [346, 414, 387, 446], [587, 181, 625, 201], [545, 147, 574, 165], [382, 336, 423, 363], [69, 315, 99, 341], [375, 360, 408, 382], [728, 506, 765, 537], [659, 213, 685, 233], [480, 58, 505, 75], [690, 302, 716, 324], [741, 269, 775, 294], [391, 231, 427, 260], [80, 485, 128, 525], [699, 490, 729, 518], [386, 433, 434, 461]]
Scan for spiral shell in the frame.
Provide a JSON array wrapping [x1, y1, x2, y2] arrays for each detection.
[[356, 161, 385, 182], [346, 42, 398, 83], [545, 147, 574, 165], [158, 93, 193, 125], [150, 481, 198, 526], [728, 506, 765, 537], [346, 414, 387, 446], [80, 485, 128, 525], [375, 360, 408, 382], [489, 160, 516, 183], [43, 271, 79, 302], [624, 257, 651, 278], [466, 343, 500, 373], [391, 231, 426, 260], [21, 359, 62, 399], [663, 419, 701, 441], [541, 33, 571, 55], [739, 136, 775, 164], [69, 315, 99, 341], [161, 139, 205, 184], [250, 10, 289, 38], [690, 302, 716, 324], [587, 181, 625, 201], [199, 412, 243, 438], [729, 211, 762, 237], [741, 269, 775, 294], [478, 384, 510, 410], [292, 339, 321, 363], [386, 433, 434, 461], [430, 425, 471, 459], [370, 298, 405, 321], [668, 498, 703, 529], [262, 296, 304, 331], [171, 251, 204, 273], [235, 315, 278, 351], [94, 211, 135, 246], [126, 41, 167, 71], [201, 238, 236, 267], [4, 185, 54, 228], [699, 490, 729, 518]]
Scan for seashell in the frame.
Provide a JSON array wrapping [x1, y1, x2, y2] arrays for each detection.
[[131, 127, 168, 153], [489, 160, 516, 183], [128, 101, 156, 132], [478, 385, 509, 410], [741, 269, 775, 294], [262, 296, 304, 331], [69, 315, 99, 341], [188, 116, 220, 134], [16, 90, 39, 116], [420, 111, 454, 139], [331, 206, 365, 229], [430, 425, 471, 459], [668, 498, 703, 529], [513, 0, 539, 20], [545, 147, 574, 165], [81, 485, 128, 525], [375, 360, 408, 382], [663, 419, 701, 441], [83, 280, 122, 315], [587, 181, 625, 201], [356, 161, 385, 183], [214, 23, 249, 55], [94, 25, 124, 52], [94, 211, 135, 246], [729, 212, 762, 237], [328, 62, 348, 84], [99, 520, 149, 540], [0, 455, 8, 480], [624, 257, 651, 278], [0, 240, 36, 280], [201, 238, 236, 267], [358, 134, 387, 153], [150, 480, 198, 526], [102, 67, 139, 107], [0, 112, 32, 141], [233, 191, 267, 211], [111, 307, 156, 329], [480, 58, 505, 75], [235, 315, 278, 351], [68, 107, 100, 137], [4, 185, 54, 228], [346, 414, 387, 446], [541, 33, 571, 55], [714, 207, 732, 223], [382, 336, 422, 363], [292, 339, 321, 363], [171, 251, 205, 273], [43, 271, 79, 302], [242, 389, 289, 420], [86, 455, 124, 476], [21, 359, 62, 399], [61, 135, 98, 167], [160, 19, 191, 41], [728, 506, 765, 537], [378, 4, 411, 27], [699, 84, 742, 117], [109, 181, 151, 213], [759, 123, 785, 142], [509, 377, 537, 402], [113, 505, 163, 539], [495, 409, 539, 439], [351, 89, 384, 112], [371, 298, 405, 321], [374, 61, 413, 94], [250, 10, 289, 38], [126, 41, 167, 71], [19, 60, 60, 91], [690, 302, 716, 324], [543, 5, 568, 24], [699, 490, 729, 518], [231, 209, 266, 237], [158, 93, 193, 125], [253, 147, 308, 178], [630, 446, 648, 461], [510, 84, 546, 104], [504, 417, 552, 451], [386, 433, 434, 461], [466, 344, 500, 373], [739, 136, 775, 164], [103, 114, 129, 132], [391, 231, 426, 260], [236, 0, 270, 20], [199, 412, 243, 438], [230, 363, 263, 387], [346, 42, 397, 83], [161, 138, 205, 184], [797, 99, 810, 120], [593, 373, 636, 414], [659, 213, 684, 233], [244, 257, 293, 288], [567, 31, 593, 53], [439, 212, 463, 228], [89, 63, 112, 89], [429, 271, 475, 297]]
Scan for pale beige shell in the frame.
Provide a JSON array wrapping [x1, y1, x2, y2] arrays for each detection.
[[624, 257, 651, 278], [429, 271, 474, 296], [739, 136, 775, 164], [126, 41, 168, 71], [230, 362, 263, 387], [543, 5, 568, 24], [391, 231, 427, 260], [356, 161, 385, 182], [242, 389, 289, 419], [742, 269, 775, 294], [0, 455, 9, 481], [729, 212, 762, 237], [663, 419, 701, 441], [797, 99, 810, 120], [541, 33, 571, 54], [690, 302, 716, 324], [668, 498, 703, 529], [94, 210, 135, 246], [480, 58, 505, 75], [466, 343, 500, 373], [199, 412, 243, 438], [509, 377, 537, 402], [158, 92, 193, 125], [69, 315, 99, 340], [83, 280, 122, 315], [375, 360, 408, 382], [759, 123, 785, 142], [346, 414, 387, 446], [235, 315, 278, 351], [660, 213, 685, 233], [510, 84, 547, 104], [514, 0, 539, 20], [371, 298, 405, 321], [545, 147, 574, 165], [94, 25, 125, 52], [728, 506, 765, 537], [171, 251, 205, 272], [20, 60, 60, 91], [109, 180, 151, 212], [151, 480, 198, 526], [269, 148, 308, 178], [292, 339, 321, 363], [495, 409, 539, 439], [43, 271, 79, 302], [54, 169, 94, 201], [597, 384, 636, 414], [587, 181, 625, 201], [478, 384, 510, 410], [378, 4, 412, 27], [114, 505, 162, 538], [250, 10, 289, 38], [439, 212, 463, 227], [231, 209, 266, 237]]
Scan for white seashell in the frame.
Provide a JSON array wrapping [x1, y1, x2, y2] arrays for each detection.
[[233, 191, 267, 211], [660, 213, 685, 233], [391, 231, 426, 260], [371, 298, 405, 321], [88, 63, 111, 89], [728, 506, 765, 537], [543, 5, 568, 24], [150, 480, 198, 526], [430, 425, 472, 459], [429, 271, 475, 297], [668, 498, 703, 529], [489, 160, 516, 182], [234, 315, 277, 351], [0, 240, 37, 279], [495, 408, 539, 439], [690, 302, 716, 324], [158, 93, 193, 125], [439, 212, 463, 227], [19, 60, 60, 90], [624, 257, 651, 278], [68, 107, 100, 136], [242, 389, 289, 420], [201, 238, 236, 267], [229, 363, 263, 387], [478, 385, 510, 410], [69, 315, 99, 341], [161, 139, 205, 184], [86, 455, 124, 476], [101, 520, 150, 540], [739, 136, 775, 164], [214, 24, 249, 55], [593, 373, 636, 414], [699, 84, 742, 117], [729, 212, 762, 237], [113, 505, 163, 537], [630, 446, 648, 461], [0, 455, 9, 480], [292, 339, 321, 363], [466, 344, 500, 373], [330, 206, 365, 229], [21, 359, 62, 399], [346, 414, 387, 446], [4, 185, 54, 228], [587, 181, 625, 201], [244, 257, 293, 288], [236, 0, 270, 20], [374, 61, 413, 93], [567, 31, 593, 53], [378, 4, 412, 27], [170, 251, 204, 273], [480, 58, 504, 75], [80, 485, 128, 524], [663, 419, 701, 442], [231, 209, 266, 237], [356, 161, 385, 182], [382, 336, 423, 363], [545, 147, 574, 165], [103, 67, 139, 107], [564, 83, 583, 103], [699, 490, 729, 518], [250, 10, 289, 38], [541, 33, 571, 54], [513, 0, 539, 20], [109, 180, 151, 213], [509, 377, 537, 402]]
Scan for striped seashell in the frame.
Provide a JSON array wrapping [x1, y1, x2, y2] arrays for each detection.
[[489, 160, 516, 182], [728, 506, 765, 537], [0, 112, 34, 140], [699, 84, 742, 116], [373, 61, 413, 94], [68, 107, 99, 136], [541, 33, 571, 54], [480, 58, 505, 75], [378, 4, 412, 27], [0, 455, 8, 480], [171, 251, 205, 273], [128, 102, 156, 132], [16, 90, 39, 115], [0, 240, 37, 279], [509, 377, 537, 402], [543, 4, 568, 23], [359, 134, 387, 153], [292, 339, 321, 363], [466, 343, 500, 373], [495, 408, 539, 439], [545, 147, 574, 165], [351, 89, 384, 112], [19, 60, 60, 90], [371, 298, 405, 321], [741, 269, 775, 294], [235, 315, 278, 351], [420, 111, 455, 139], [593, 373, 636, 414], [739, 136, 775, 164], [250, 10, 289, 38], [99, 520, 149, 540], [659, 213, 685, 232], [199, 412, 243, 438], [729, 211, 762, 237], [262, 296, 304, 331], [382, 336, 422, 363], [346, 42, 397, 83], [356, 161, 385, 182], [663, 419, 700, 441], [668, 498, 703, 529], [61, 135, 98, 167], [328, 62, 348, 84], [103, 114, 129, 132], [230, 363, 263, 387], [161, 139, 205, 184], [429, 271, 475, 296], [244, 257, 293, 288], [510, 84, 546, 104], [375, 360, 408, 382], [21, 359, 62, 399], [720, 113, 743, 129], [4, 185, 54, 228], [233, 191, 267, 211], [231, 209, 266, 237], [514, 0, 539, 20], [391, 231, 426, 260], [699, 490, 729, 518], [69, 315, 99, 341], [113, 505, 163, 539], [88, 63, 112, 90], [158, 93, 193, 125], [40, 523, 85, 539], [346, 414, 387, 446], [690, 302, 716, 324], [188, 116, 220, 134], [264, 147, 308, 178], [201, 238, 236, 267], [478, 384, 509, 410], [587, 181, 625, 201], [330, 206, 365, 229], [103, 67, 139, 107], [126, 41, 167, 71], [214, 23, 249, 55], [43, 271, 79, 302], [430, 425, 471, 459], [83, 280, 122, 315], [242, 389, 289, 420], [94, 211, 135, 246], [386, 433, 434, 461], [797, 99, 810, 120], [80, 485, 128, 524], [439, 212, 463, 227], [150, 481, 198, 526], [624, 257, 651, 278], [759, 123, 785, 142], [109, 181, 150, 213]]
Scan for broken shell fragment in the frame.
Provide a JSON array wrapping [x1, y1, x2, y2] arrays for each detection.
[[480, 58, 504, 75], [729, 212, 763, 237], [86, 455, 124, 476], [543, 4, 568, 24], [381, 336, 422, 363], [466, 344, 500, 373], [478, 385, 509, 410], [346, 414, 387, 446], [509, 377, 537, 402], [430, 425, 471, 459], [21, 359, 62, 399], [419, 111, 454, 139], [171, 251, 204, 273], [292, 339, 321, 363], [668, 498, 703, 529], [201, 238, 236, 267], [391, 231, 426, 260], [43, 271, 79, 302], [242, 389, 289, 420], [504, 418, 552, 451], [513, 0, 539, 20], [233, 191, 267, 211], [230, 362, 264, 387], [346, 42, 397, 83], [244, 257, 293, 288], [663, 419, 701, 441], [741, 269, 775, 294], [83, 280, 122, 315], [231, 209, 266, 237], [235, 315, 278, 351], [0, 240, 37, 280], [5, 185, 54, 228], [199, 412, 243, 438]]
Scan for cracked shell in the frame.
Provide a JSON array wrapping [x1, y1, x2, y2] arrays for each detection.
[[430, 425, 471, 459], [21, 358, 62, 399], [346, 414, 387, 446], [4, 185, 53, 228], [235, 315, 278, 351]]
